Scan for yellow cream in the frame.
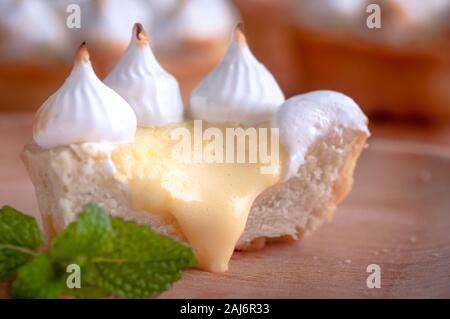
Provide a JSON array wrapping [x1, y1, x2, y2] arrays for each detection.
[[111, 121, 283, 272]]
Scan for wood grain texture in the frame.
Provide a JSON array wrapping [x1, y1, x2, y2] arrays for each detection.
[[0, 113, 449, 298]]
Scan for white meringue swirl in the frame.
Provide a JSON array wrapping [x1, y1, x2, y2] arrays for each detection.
[[33, 43, 137, 149], [272, 90, 370, 180], [104, 23, 184, 127], [189, 25, 285, 125]]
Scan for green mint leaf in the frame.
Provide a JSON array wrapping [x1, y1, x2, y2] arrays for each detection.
[[50, 203, 113, 260], [91, 218, 196, 298], [0, 248, 33, 281], [61, 262, 110, 299], [0, 206, 43, 250], [12, 254, 65, 299], [3, 203, 195, 299], [0, 206, 43, 280]]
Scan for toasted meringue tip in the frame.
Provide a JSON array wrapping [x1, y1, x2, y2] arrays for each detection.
[[234, 23, 247, 47], [74, 42, 90, 65], [133, 22, 149, 46]]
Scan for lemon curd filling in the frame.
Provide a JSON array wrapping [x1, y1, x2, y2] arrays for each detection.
[[111, 121, 285, 272]]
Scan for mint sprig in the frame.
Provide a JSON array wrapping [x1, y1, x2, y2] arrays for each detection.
[[92, 218, 196, 298], [50, 203, 114, 260], [0, 247, 36, 282], [0, 206, 43, 281], [0, 204, 196, 298], [12, 254, 66, 299]]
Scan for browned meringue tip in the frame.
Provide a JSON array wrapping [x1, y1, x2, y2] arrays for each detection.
[[133, 23, 149, 46], [234, 23, 247, 47], [74, 42, 90, 65]]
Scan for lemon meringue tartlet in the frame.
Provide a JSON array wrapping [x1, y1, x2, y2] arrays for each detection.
[[22, 25, 370, 273], [0, 0, 69, 111]]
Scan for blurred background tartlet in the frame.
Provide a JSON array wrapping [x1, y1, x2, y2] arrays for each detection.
[[0, 0, 70, 111], [0, 0, 238, 111], [235, 0, 450, 122]]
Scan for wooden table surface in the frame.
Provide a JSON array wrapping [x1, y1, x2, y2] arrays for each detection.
[[1, 113, 450, 298]]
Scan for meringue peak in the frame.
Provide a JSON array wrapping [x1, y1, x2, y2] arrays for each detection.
[[74, 42, 90, 65], [104, 24, 184, 127], [33, 45, 137, 149], [189, 24, 285, 125], [133, 22, 149, 46], [234, 23, 247, 47]]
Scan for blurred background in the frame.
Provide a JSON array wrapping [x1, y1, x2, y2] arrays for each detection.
[[1, 0, 450, 147], [1, 1, 450, 298]]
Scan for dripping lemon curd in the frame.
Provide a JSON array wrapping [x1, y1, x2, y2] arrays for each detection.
[[111, 121, 285, 272]]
